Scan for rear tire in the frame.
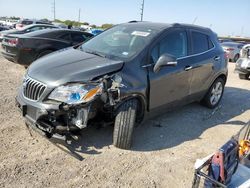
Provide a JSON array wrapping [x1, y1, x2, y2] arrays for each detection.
[[37, 50, 54, 59], [202, 78, 225, 109], [113, 99, 138, 149], [239, 73, 249, 80]]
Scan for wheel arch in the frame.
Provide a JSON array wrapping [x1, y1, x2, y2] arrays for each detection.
[[115, 94, 147, 123]]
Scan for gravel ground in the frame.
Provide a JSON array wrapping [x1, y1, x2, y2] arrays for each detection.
[[0, 53, 249, 188]]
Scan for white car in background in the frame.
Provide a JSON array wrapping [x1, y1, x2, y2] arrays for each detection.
[[16, 19, 52, 30], [221, 42, 244, 62]]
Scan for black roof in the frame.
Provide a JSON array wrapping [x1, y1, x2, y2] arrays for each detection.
[[124, 21, 212, 33], [22, 28, 93, 37]]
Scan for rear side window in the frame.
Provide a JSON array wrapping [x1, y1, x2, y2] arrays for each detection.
[[58, 33, 71, 41], [191, 31, 214, 54]]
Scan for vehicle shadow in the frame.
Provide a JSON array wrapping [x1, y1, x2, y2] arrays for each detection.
[[49, 86, 250, 158], [132, 86, 250, 151], [48, 123, 114, 161]]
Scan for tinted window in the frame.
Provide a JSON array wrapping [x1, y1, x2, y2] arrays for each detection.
[[71, 33, 86, 43], [160, 31, 187, 58], [192, 32, 213, 54], [58, 33, 71, 41], [150, 30, 187, 63], [28, 26, 44, 32]]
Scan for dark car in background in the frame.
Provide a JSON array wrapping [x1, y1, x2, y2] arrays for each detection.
[[1, 29, 93, 66], [16, 22, 228, 149], [0, 24, 58, 42]]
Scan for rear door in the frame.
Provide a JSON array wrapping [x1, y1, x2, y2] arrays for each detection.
[[187, 30, 218, 98], [148, 28, 193, 110]]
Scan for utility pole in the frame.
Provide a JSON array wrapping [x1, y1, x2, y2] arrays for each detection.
[[52, 0, 56, 21], [78, 8, 81, 25], [241, 26, 244, 37], [140, 0, 145, 21]]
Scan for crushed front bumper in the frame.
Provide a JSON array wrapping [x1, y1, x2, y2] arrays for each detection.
[[16, 87, 60, 135]]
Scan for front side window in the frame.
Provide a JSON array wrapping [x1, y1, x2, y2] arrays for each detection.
[[150, 30, 188, 63]]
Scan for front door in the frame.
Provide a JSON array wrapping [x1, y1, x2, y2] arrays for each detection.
[[148, 28, 193, 110]]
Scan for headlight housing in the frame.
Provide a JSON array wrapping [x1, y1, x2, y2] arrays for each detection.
[[48, 83, 103, 104]]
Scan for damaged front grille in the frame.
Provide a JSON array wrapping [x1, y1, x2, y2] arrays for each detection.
[[23, 77, 46, 101]]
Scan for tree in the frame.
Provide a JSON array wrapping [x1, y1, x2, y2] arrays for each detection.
[[101, 24, 113, 29], [83, 22, 89, 25], [90, 24, 97, 28], [10, 16, 20, 20]]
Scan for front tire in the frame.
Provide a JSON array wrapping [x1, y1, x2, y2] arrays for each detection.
[[202, 78, 225, 109], [113, 99, 138, 149]]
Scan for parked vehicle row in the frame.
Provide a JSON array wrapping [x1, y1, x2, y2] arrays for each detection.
[[15, 22, 228, 149], [235, 44, 250, 80], [15, 19, 52, 30], [1, 29, 93, 66], [0, 24, 58, 42]]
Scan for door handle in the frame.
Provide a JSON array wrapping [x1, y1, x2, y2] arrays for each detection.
[[184, 65, 193, 71], [214, 56, 221, 61]]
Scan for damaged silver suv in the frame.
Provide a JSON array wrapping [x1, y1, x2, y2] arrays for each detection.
[[16, 22, 228, 149]]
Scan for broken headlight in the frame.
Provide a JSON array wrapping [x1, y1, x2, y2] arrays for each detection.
[[48, 83, 103, 104]]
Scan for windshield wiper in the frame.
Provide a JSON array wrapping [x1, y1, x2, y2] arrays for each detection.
[[84, 50, 107, 58]]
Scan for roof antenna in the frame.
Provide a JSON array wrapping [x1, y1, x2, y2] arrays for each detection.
[[192, 16, 198, 24]]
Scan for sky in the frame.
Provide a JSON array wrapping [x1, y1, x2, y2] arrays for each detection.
[[0, 0, 249, 37]]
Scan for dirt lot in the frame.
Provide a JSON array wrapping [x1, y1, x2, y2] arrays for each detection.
[[0, 53, 249, 188]]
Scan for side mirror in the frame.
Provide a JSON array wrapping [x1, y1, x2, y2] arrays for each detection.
[[153, 53, 177, 73]]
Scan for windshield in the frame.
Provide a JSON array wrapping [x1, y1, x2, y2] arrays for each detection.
[[80, 24, 159, 60]]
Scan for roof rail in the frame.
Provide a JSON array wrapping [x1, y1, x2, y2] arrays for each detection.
[[128, 20, 138, 23], [172, 23, 181, 27]]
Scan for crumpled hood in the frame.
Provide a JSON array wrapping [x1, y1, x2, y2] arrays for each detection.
[[28, 48, 124, 87]]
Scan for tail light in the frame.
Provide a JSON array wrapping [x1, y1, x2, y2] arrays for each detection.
[[18, 24, 23, 28], [226, 48, 234, 51], [8, 38, 19, 46]]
